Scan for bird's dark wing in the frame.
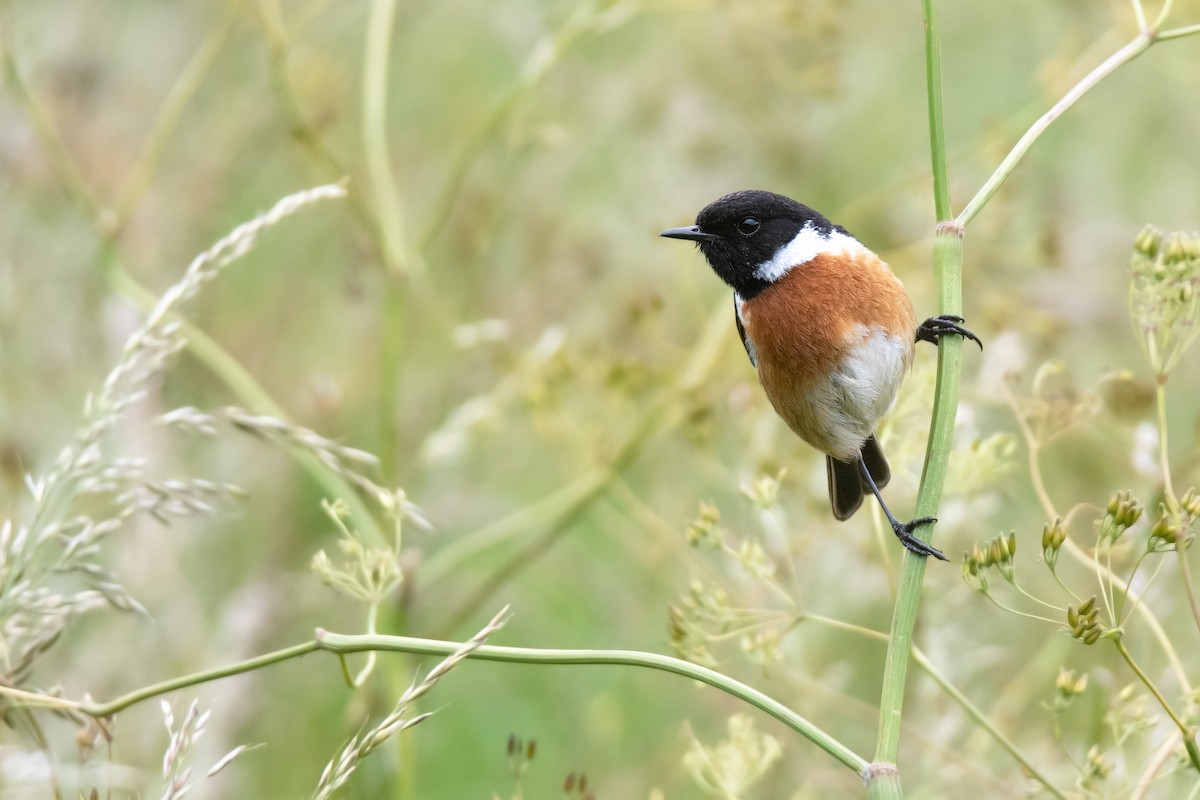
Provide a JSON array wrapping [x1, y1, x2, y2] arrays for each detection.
[[734, 296, 757, 368]]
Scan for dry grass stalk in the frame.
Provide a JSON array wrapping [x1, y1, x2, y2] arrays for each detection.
[[312, 607, 510, 799]]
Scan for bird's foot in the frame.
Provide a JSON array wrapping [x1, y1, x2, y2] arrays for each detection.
[[916, 314, 983, 350], [892, 516, 947, 561]]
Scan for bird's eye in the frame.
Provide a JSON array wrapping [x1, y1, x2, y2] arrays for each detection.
[[737, 217, 761, 236]]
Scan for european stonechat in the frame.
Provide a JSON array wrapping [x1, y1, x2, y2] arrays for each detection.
[[662, 190, 979, 560]]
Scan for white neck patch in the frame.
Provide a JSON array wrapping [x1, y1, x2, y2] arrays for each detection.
[[753, 224, 868, 282]]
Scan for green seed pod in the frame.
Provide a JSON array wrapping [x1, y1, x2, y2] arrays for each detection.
[[1078, 595, 1096, 616], [1135, 225, 1162, 257], [1166, 233, 1188, 263], [1150, 513, 1179, 544], [1007, 532, 1017, 558], [989, 539, 1004, 565], [1084, 628, 1102, 645], [1121, 498, 1143, 528], [1053, 522, 1067, 548], [1184, 233, 1200, 260], [1181, 488, 1200, 517], [1067, 606, 1080, 628]]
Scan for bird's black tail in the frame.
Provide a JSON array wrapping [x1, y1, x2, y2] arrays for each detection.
[[827, 435, 891, 521]]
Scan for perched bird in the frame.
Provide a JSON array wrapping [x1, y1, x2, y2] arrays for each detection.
[[661, 190, 979, 560]]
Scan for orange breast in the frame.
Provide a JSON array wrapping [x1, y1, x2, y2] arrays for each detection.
[[739, 251, 917, 457]]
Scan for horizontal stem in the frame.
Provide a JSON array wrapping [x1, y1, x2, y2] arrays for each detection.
[[81, 641, 320, 718], [74, 631, 868, 774], [314, 631, 869, 773], [1158, 22, 1200, 40]]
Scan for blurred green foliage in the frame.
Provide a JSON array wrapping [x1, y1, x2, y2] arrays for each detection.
[[2, 0, 1200, 797]]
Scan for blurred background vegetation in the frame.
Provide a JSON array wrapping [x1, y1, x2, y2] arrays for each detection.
[[2, 0, 1200, 797]]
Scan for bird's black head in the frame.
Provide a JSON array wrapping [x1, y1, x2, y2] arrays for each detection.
[[660, 190, 842, 299]]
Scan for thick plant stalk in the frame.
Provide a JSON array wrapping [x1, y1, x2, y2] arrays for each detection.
[[867, 0, 962, 795], [869, 229, 964, 799]]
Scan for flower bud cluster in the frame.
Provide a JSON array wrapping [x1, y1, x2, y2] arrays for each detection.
[[1055, 667, 1089, 698], [1041, 517, 1066, 569], [1097, 490, 1142, 543], [1181, 487, 1200, 518], [1130, 225, 1200, 375], [1147, 508, 1186, 552], [686, 501, 723, 548], [963, 531, 1018, 592], [1048, 667, 1090, 713]]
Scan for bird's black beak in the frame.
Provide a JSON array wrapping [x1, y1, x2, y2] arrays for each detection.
[[660, 225, 720, 243]]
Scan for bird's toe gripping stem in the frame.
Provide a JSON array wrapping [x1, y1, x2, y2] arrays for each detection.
[[916, 314, 983, 350], [892, 516, 946, 561]]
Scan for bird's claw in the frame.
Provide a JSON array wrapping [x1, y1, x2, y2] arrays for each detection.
[[917, 314, 983, 350], [892, 516, 946, 560]]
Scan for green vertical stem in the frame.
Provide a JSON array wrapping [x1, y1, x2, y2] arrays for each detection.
[[871, 230, 964, 787], [1155, 378, 1177, 509], [363, 0, 411, 484], [870, 2, 961, 794], [362, 0, 410, 275], [921, 0, 951, 221]]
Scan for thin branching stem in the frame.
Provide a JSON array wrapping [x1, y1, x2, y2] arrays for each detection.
[[1131, 730, 1182, 800], [1156, 380, 1179, 508], [1048, 564, 1084, 605], [1096, 542, 1117, 625], [1152, 0, 1179, 31], [1159, 22, 1200, 39], [803, 614, 1067, 799], [1008, 384, 1192, 692], [1012, 582, 1068, 614], [110, 0, 246, 230], [1130, 0, 1148, 31], [980, 592, 1062, 626], [1177, 549, 1200, 640], [1121, 556, 1168, 629], [362, 0, 410, 276], [1116, 551, 1152, 622], [1155, 376, 1200, 638], [957, 33, 1154, 228], [1112, 638, 1200, 772]]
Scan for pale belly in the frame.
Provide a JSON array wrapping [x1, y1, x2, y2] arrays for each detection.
[[759, 325, 911, 461]]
